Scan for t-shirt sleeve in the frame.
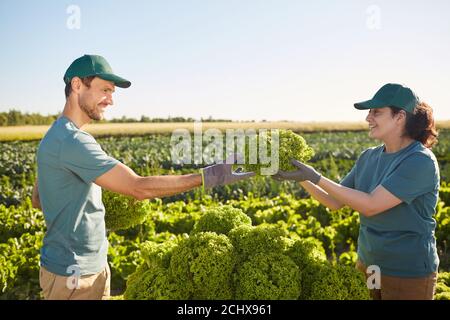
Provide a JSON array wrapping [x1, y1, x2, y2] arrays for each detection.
[[60, 132, 119, 183], [340, 165, 356, 188], [381, 154, 438, 205], [339, 148, 369, 188]]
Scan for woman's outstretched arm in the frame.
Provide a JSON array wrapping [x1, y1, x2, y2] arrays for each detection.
[[274, 159, 402, 216], [299, 180, 345, 211], [316, 176, 402, 217]]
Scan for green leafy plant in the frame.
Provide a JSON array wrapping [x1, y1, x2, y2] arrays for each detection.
[[242, 129, 314, 175], [124, 206, 370, 300], [234, 252, 301, 300], [103, 190, 151, 231], [191, 205, 252, 236]]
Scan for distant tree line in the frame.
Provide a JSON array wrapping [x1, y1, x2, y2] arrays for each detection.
[[0, 109, 232, 126], [0, 110, 58, 126], [110, 115, 232, 123]]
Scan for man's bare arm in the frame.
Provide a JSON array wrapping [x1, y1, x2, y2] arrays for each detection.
[[95, 162, 202, 200], [32, 179, 42, 209]]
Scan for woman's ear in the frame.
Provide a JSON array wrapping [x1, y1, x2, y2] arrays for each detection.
[[396, 110, 407, 123]]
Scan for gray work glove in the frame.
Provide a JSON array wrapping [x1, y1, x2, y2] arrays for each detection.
[[201, 154, 255, 189], [272, 159, 321, 184]]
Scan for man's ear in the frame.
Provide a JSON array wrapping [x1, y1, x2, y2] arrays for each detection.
[[71, 77, 82, 93]]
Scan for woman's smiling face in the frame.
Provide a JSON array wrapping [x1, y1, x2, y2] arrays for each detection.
[[365, 107, 405, 141]]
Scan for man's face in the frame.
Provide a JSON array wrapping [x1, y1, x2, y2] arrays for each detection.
[[78, 77, 115, 121]]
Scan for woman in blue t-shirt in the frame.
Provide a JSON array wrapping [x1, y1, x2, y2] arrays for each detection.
[[274, 83, 440, 300]]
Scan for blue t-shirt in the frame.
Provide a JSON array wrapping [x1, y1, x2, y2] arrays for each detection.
[[37, 116, 118, 276], [340, 140, 440, 277]]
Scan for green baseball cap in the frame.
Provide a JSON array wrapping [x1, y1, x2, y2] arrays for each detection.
[[354, 83, 419, 113], [63, 54, 131, 88]]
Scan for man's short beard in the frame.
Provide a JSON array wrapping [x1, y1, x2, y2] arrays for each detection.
[[80, 103, 101, 121]]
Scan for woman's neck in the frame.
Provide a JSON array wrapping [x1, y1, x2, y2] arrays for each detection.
[[383, 136, 415, 153]]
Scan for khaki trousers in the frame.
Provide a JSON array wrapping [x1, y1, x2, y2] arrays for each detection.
[[39, 264, 111, 300], [356, 260, 437, 300]]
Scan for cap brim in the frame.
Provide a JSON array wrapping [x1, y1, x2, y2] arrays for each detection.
[[354, 99, 386, 110], [97, 73, 131, 88]]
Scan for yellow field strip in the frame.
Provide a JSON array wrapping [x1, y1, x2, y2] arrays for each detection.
[[1, 120, 449, 142]]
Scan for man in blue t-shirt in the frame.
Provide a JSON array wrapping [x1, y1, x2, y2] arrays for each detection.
[[32, 55, 254, 300]]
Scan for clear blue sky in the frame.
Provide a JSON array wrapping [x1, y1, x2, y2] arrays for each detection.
[[1, 0, 450, 121]]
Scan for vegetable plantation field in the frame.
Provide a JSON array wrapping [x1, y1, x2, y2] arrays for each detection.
[[1, 129, 450, 299]]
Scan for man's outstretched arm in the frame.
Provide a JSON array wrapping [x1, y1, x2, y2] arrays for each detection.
[[95, 162, 202, 200]]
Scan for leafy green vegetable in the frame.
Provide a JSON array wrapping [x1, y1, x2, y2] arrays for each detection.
[[235, 252, 301, 300], [191, 205, 251, 236], [103, 190, 151, 231], [228, 224, 288, 260], [242, 129, 314, 175], [169, 232, 237, 299]]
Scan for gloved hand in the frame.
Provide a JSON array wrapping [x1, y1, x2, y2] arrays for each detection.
[[272, 159, 321, 184], [201, 154, 255, 189]]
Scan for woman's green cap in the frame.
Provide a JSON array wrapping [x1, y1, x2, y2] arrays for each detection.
[[63, 54, 131, 88], [354, 83, 419, 113]]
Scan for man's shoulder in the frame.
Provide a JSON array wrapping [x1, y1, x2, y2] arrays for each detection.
[[63, 129, 97, 147], [59, 129, 102, 163], [38, 117, 98, 158], [38, 118, 71, 156], [40, 116, 79, 143]]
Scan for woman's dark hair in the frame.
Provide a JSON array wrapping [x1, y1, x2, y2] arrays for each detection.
[[390, 102, 438, 149], [64, 76, 95, 98]]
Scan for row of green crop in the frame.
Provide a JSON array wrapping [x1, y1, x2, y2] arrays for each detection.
[[1, 131, 449, 207], [1, 190, 450, 299]]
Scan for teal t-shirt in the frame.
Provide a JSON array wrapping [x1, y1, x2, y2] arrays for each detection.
[[340, 140, 440, 277], [37, 116, 118, 276]]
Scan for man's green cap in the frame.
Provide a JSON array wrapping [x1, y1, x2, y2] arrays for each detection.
[[63, 54, 131, 88], [354, 83, 419, 113]]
